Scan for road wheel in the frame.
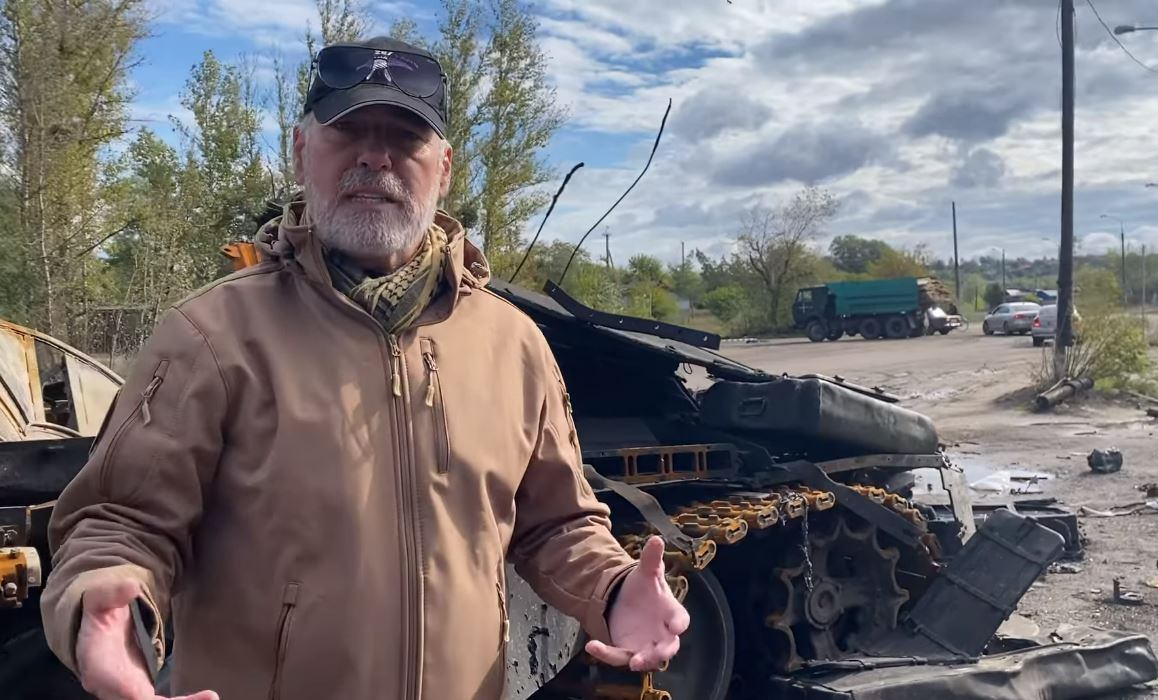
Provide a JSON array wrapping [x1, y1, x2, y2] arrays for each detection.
[[860, 318, 882, 340], [806, 320, 828, 343], [938, 329, 950, 335], [1033, 336, 1045, 347], [983, 321, 993, 336], [1002, 321, 1011, 335], [826, 326, 844, 341], [651, 569, 735, 700], [885, 316, 909, 339]]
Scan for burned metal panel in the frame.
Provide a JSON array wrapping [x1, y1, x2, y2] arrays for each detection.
[[0, 327, 35, 438], [0, 438, 93, 507], [771, 628, 1158, 700], [64, 355, 119, 436], [0, 319, 123, 441], [502, 563, 581, 700], [486, 278, 769, 383], [0, 507, 30, 548]]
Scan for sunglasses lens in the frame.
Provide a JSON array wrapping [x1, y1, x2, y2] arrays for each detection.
[[384, 52, 442, 97], [316, 47, 442, 97], [317, 47, 373, 89]]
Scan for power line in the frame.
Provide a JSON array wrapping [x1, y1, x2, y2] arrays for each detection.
[[1085, 0, 1158, 75]]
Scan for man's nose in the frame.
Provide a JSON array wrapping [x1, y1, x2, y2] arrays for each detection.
[[357, 145, 394, 171]]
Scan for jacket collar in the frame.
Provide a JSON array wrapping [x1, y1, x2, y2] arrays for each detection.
[[255, 197, 492, 325]]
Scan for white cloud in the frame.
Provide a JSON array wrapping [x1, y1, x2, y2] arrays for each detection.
[[522, 0, 1158, 265]]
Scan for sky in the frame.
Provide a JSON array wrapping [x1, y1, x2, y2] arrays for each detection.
[[129, 0, 1158, 268]]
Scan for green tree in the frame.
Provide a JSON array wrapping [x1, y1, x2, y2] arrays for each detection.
[[736, 186, 838, 329], [475, 0, 567, 275], [1075, 266, 1121, 315], [171, 51, 268, 285], [434, 0, 486, 230], [702, 285, 747, 324], [669, 260, 704, 307], [273, 0, 371, 187], [866, 246, 930, 279], [0, 0, 147, 340], [829, 235, 890, 274], [984, 282, 1005, 310]]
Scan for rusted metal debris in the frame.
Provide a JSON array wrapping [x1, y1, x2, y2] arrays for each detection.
[[1035, 377, 1094, 411], [1112, 578, 1145, 606]]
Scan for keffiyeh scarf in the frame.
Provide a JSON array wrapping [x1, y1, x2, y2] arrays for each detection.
[[325, 224, 449, 335]]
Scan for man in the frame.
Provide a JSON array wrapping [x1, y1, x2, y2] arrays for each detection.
[[40, 35, 688, 700]]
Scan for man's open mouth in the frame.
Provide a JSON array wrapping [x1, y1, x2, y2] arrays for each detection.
[[345, 189, 398, 203]]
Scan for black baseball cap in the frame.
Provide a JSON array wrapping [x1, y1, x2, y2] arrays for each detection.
[[303, 36, 448, 138]]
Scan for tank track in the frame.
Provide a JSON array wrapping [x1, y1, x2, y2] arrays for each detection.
[[600, 483, 940, 700]]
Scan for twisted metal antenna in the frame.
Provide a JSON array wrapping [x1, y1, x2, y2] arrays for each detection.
[[557, 99, 672, 286], [509, 162, 585, 284]]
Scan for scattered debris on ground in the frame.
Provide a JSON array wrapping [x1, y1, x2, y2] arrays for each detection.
[[1036, 377, 1095, 411], [1089, 448, 1125, 473], [1113, 578, 1146, 606]]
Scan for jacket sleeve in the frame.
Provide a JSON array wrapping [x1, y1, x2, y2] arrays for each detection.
[[39, 307, 229, 674], [507, 337, 638, 644]]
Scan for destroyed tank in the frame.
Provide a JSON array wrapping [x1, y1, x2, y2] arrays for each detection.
[[0, 241, 1074, 699]]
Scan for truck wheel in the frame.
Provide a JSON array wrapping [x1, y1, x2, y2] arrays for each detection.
[[806, 320, 828, 342], [826, 327, 843, 341], [1033, 336, 1045, 347], [860, 318, 882, 340], [885, 316, 908, 339]]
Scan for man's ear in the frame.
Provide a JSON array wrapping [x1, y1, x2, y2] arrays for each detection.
[[439, 139, 453, 199], [292, 124, 307, 186]]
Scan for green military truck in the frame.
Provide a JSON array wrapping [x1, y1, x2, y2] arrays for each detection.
[[792, 277, 960, 342]]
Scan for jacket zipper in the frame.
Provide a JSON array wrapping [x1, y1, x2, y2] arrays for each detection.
[[388, 332, 422, 700], [420, 338, 450, 474], [497, 566, 510, 646], [98, 360, 169, 492], [269, 582, 300, 700]]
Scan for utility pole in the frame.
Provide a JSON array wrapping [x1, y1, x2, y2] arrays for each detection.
[[1144, 245, 1148, 335], [1102, 215, 1128, 305], [603, 230, 613, 268], [681, 241, 686, 268], [1001, 248, 1006, 296], [1055, 0, 1076, 381], [1121, 225, 1127, 306], [952, 201, 960, 300]]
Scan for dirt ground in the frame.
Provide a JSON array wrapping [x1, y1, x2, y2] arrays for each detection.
[[719, 326, 1158, 651]]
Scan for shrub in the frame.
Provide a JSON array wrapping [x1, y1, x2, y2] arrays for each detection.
[[1036, 313, 1152, 391]]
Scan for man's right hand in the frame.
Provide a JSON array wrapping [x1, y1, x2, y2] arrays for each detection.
[[76, 579, 218, 700]]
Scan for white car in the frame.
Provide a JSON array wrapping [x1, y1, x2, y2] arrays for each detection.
[[982, 302, 1041, 336], [1031, 304, 1081, 347]]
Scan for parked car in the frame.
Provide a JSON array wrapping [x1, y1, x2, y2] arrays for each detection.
[[982, 302, 1042, 336], [1031, 303, 1082, 347]]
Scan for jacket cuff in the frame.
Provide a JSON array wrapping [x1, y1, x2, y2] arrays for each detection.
[[41, 564, 165, 675], [581, 560, 638, 644]]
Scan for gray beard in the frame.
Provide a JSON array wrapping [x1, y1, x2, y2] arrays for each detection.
[[306, 170, 440, 261]]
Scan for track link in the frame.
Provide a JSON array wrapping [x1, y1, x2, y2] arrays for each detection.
[[597, 482, 939, 700]]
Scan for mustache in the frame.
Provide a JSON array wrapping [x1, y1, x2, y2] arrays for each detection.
[[338, 169, 412, 203]]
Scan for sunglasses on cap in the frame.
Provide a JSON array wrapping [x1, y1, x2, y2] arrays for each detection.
[[311, 45, 445, 99]]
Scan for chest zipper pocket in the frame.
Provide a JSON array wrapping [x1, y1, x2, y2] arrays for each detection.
[[97, 360, 169, 493], [420, 338, 450, 474], [269, 582, 300, 700]]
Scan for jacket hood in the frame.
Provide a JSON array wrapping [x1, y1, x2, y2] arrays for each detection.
[[253, 196, 493, 316]]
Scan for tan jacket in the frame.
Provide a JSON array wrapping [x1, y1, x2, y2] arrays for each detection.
[[40, 204, 637, 700]]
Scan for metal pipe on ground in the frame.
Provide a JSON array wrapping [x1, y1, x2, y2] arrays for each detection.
[[1035, 377, 1094, 411]]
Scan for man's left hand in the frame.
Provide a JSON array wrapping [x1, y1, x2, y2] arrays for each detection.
[[586, 536, 690, 672]]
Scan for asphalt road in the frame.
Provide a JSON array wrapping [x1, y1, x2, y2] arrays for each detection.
[[720, 325, 1040, 397]]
